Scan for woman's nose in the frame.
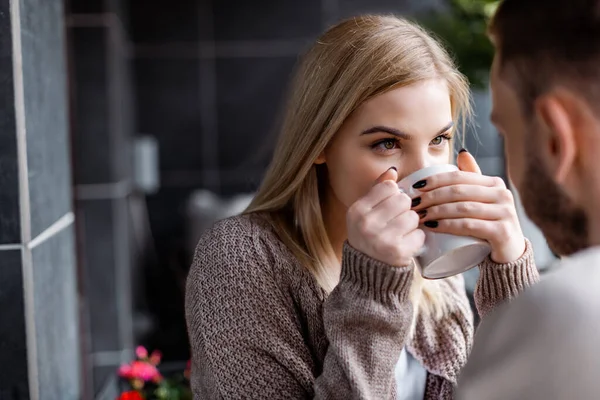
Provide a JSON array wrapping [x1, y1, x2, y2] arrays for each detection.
[[401, 157, 434, 178]]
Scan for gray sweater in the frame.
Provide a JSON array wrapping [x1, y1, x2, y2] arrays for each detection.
[[185, 213, 539, 399], [457, 246, 600, 400]]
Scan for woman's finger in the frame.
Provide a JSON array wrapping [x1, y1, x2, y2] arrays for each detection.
[[413, 185, 508, 210], [370, 191, 412, 222], [421, 217, 507, 243], [375, 226, 425, 263], [350, 167, 399, 215], [419, 201, 513, 222], [375, 166, 398, 185], [415, 170, 505, 192], [457, 149, 482, 174], [386, 209, 420, 235]]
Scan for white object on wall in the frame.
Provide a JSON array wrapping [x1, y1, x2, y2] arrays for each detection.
[[133, 135, 160, 194]]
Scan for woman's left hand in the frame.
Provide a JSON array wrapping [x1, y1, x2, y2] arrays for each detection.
[[411, 150, 526, 263]]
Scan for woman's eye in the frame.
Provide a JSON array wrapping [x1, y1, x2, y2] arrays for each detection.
[[383, 140, 396, 149], [373, 139, 399, 151], [430, 135, 449, 146]]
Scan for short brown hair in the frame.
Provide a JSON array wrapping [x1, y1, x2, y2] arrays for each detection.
[[489, 0, 600, 115]]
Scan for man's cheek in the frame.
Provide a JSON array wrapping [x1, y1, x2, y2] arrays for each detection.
[[507, 145, 525, 187]]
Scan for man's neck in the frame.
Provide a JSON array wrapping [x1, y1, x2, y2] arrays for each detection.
[[586, 209, 600, 249]]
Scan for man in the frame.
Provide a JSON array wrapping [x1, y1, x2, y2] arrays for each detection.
[[456, 0, 600, 399]]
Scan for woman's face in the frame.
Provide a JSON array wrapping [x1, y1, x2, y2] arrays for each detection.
[[320, 79, 454, 209]]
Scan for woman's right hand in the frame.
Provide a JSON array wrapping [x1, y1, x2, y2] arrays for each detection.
[[346, 167, 426, 267]]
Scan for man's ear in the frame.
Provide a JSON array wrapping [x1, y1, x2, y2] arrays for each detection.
[[534, 92, 577, 184], [314, 151, 326, 165]]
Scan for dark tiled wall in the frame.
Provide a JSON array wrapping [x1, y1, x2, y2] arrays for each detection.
[[131, 0, 449, 213], [0, 0, 80, 398], [67, 0, 137, 396]]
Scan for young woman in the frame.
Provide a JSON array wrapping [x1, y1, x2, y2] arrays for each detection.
[[185, 15, 539, 399]]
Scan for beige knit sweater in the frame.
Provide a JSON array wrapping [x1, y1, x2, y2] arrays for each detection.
[[185, 213, 539, 399]]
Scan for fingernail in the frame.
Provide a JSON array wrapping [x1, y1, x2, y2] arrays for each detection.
[[413, 180, 427, 189], [389, 166, 397, 171], [417, 210, 427, 219], [411, 197, 421, 207], [424, 220, 438, 228], [459, 148, 468, 153]]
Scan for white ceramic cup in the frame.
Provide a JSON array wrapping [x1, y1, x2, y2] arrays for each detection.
[[397, 164, 491, 279]]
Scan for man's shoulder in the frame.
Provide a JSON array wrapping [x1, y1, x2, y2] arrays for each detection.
[[524, 246, 600, 317], [469, 245, 600, 365], [457, 247, 600, 399]]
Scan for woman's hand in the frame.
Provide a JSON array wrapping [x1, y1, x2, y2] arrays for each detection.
[[347, 167, 425, 267], [411, 151, 526, 263]]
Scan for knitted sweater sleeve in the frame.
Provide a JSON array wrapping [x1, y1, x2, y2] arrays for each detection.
[[185, 218, 416, 399], [474, 238, 540, 319]]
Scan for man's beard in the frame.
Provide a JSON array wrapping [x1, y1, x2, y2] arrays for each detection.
[[520, 151, 589, 256]]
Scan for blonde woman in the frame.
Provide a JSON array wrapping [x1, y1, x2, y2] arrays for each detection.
[[186, 15, 538, 399]]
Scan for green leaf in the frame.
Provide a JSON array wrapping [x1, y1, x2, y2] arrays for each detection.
[[415, 0, 499, 89]]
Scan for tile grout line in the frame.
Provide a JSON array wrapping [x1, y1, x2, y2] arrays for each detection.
[[132, 40, 310, 59], [75, 180, 132, 200], [90, 349, 132, 367], [0, 212, 75, 252], [28, 212, 75, 250], [198, 1, 219, 191], [105, 16, 135, 354], [10, 0, 39, 398], [106, 11, 119, 203], [114, 196, 134, 355], [65, 12, 121, 28], [0, 244, 23, 251]]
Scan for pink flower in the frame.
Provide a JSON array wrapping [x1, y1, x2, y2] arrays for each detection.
[[184, 359, 191, 380], [135, 346, 148, 360], [118, 364, 133, 377], [149, 350, 162, 366], [118, 361, 162, 382]]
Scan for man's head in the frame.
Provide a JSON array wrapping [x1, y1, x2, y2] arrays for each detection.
[[489, 0, 600, 255]]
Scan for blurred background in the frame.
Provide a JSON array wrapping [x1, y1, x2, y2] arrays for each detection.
[[0, 0, 556, 399]]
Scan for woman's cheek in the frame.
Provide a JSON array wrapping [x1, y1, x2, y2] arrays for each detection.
[[349, 166, 384, 203]]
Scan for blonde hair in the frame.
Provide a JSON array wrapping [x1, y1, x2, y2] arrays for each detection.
[[245, 15, 472, 320]]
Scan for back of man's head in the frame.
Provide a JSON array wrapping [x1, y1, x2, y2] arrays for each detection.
[[489, 0, 600, 115]]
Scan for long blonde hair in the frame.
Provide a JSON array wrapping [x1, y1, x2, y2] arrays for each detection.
[[245, 15, 472, 319]]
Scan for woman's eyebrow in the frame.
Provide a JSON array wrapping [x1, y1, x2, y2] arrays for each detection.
[[437, 121, 455, 135], [360, 126, 412, 139], [360, 121, 455, 139]]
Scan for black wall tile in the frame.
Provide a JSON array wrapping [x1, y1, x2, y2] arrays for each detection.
[[71, 26, 113, 185], [31, 226, 80, 398], [20, 0, 72, 238], [93, 365, 117, 397], [67, 0, 104, 13], [336, 0, 439, 20], [108, 27, 134, 183], [129, 0, 199, 43], [216, 56, 296, 171], [0, 144, 20, 245], [134, 58, 204, 171], [0, 250, 29, 398], [78, 199, 120, 352], [0, 2, 20, 245], [214, 0, 322, 41]]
